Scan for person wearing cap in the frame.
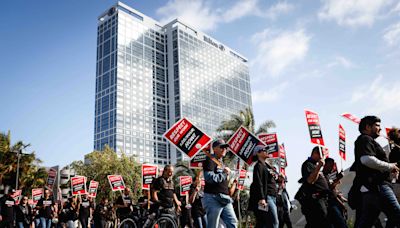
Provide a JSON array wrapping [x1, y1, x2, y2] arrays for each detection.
[[0, 189, 16, 228], [202, 139, 237, 228], [249, 145, 278, 228]]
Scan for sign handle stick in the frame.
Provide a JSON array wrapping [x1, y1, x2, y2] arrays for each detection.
[[340, 157, 343, 172], [147, 190, 151, 210], [203, 150, 222, 167]]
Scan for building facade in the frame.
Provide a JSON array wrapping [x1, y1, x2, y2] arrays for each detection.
[[94, 2, 252, 164]]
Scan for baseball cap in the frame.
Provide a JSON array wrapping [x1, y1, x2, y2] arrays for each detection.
[[253, 145, 267, 155], [212, 139, 229, 148]]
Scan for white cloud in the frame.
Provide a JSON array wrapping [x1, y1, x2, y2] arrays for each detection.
[[383, 22, 400, 46], [318, 0, 392, 27], [156, 0, 219, 31], [156, 0, 294, 31], [252, 82, 289, 103], [327, 56, 356, 68], [351, 75, 400, 114], [251, 29, 311, 77]]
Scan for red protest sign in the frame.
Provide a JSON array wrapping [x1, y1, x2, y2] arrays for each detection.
[[280, 167, 286, 177], [46, 168, 57, 189], [11, 190, 22, 205], [386, 128, 392, 137], [305, 109, 325, 146], [279, 144, 287, 167], [237, 170, 247, 190], [258, 133, 279, 157], [108, 175, 125, 191], [322, 147, 330, 158], [180, 176, 192, 196], [88, 180, 99, 198], [164, 117, 212, 158], [71, 176, 87, 195], [142, 164, 158, 190], [32, 188, 43, 203], [228, 126, 264, 165], [341, 113, 361, 124], [339, 124, 346, 160]]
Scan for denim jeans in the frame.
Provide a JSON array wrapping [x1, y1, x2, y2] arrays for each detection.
[[202, 193, 238, 228], [39, 217, 52, 228], [194, 215, 207, 228], [357, 184, 400, 228]]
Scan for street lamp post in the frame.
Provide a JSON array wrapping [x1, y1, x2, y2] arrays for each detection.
[[16, 149, 21, 189]]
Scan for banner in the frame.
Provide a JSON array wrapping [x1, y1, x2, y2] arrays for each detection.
[[11, 190, 22, 205], [46, 168, 57, 189], [108, 175, 125, 191], [180, 176, 192, 196], [305, 110, 325, 146], [88, 180, 99, 198], [71, 176, 87, 195], [190, 150, 208, 169], [228, 126, 264, 165], [142, 164, 158, 190], [32, 188, 43, 203], [258, 133, 279, 157], [164, 117, 212, 158], [339, 124, 346, 160], [237, 169, 247, 190], [341, 113, 361, 124]]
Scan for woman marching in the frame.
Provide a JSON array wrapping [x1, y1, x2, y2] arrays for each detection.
[[249, 145, 279, 228]]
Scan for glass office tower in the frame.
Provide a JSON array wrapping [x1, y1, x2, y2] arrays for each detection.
[[94, 2, 252, 164]]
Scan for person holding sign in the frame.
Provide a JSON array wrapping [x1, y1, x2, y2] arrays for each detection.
[[0, 189, 16, 228], [115, 187, 133, 221], [78, 194, 93, 228], [190, 177, 207, 228], [202, 139, 237, 228], [152, 165, 182, 214], [249, 145, 278, 228], [36, 189, 55, 228], [351, 116, 400, 228], [298, 146, 331, 228]]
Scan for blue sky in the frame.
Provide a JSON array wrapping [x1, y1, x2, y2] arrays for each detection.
[[1, 0, 400, 197]]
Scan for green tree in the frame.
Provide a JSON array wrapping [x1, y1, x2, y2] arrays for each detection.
[[69, 145, 142, 202]]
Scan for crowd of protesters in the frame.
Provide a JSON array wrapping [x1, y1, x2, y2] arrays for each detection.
[[2, 116, 400, 228]]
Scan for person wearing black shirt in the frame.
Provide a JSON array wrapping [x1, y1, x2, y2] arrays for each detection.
[[202, 139, 237, 228], [78, 194, 93, 228], [16, 196, 32, 228], [388, 127, 400, 202], [0, 190, 16, 228], [298, 146, 331, 228], [190, 177, 206, 228], [64, 197, 78, 228], [276, 176, 293, 228], [249, 145, 278, 228], [115, 187, 133, 220], [152, 165, 181, 213], [350, 116, 400, 228], [36, 189, 54, 228], [93, 197, 110, 228]]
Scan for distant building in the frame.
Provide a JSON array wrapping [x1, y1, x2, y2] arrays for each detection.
[[93, 2, 252, 164]]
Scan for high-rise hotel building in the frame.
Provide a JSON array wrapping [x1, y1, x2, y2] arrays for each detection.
[[94, 2, 252, 164]]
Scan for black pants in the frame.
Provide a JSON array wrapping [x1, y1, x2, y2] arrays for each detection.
[[79, 216, 89, 228], [301, 197, 332, 228], [0, 221, 14, 228]]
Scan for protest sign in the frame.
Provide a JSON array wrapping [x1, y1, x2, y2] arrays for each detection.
[[279, 144, 287, 168], [88, 180, 99, 198], [142, 164, 158, 190], [190, 150, 208, 169], [164, 117, 212, 158], [180, 176, 192, 196], [258, 133, 279, 157], [341, 113, 361, 124], [71, 176, 87, 195], [32, 188, 43, 203], [11, 190, 22, 204], [108, 175, 125, 191], [237, 169, 247, 190], [339, 124, 346, 160], [46, 168, 57, 189], [305, 109, 325, 146], [228, 126, 264, 165]]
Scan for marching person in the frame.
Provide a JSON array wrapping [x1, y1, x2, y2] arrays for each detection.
[[93, 197, 110, 228], [388, 127, 400, 201], [36, 189, 55, 228], [351, 116, 400, 228], [78, 194, 93, 228], [16, 196, 32, 228], [202, 139, 237, 228], [249, 145, 278, 228], [115, 187, 133, 221], [152, 165, 182, 214], [298, 146, 332, 228], [0, 189, 17, 228], [276, 175, 293, 228], [189, 176, 207, 228]]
